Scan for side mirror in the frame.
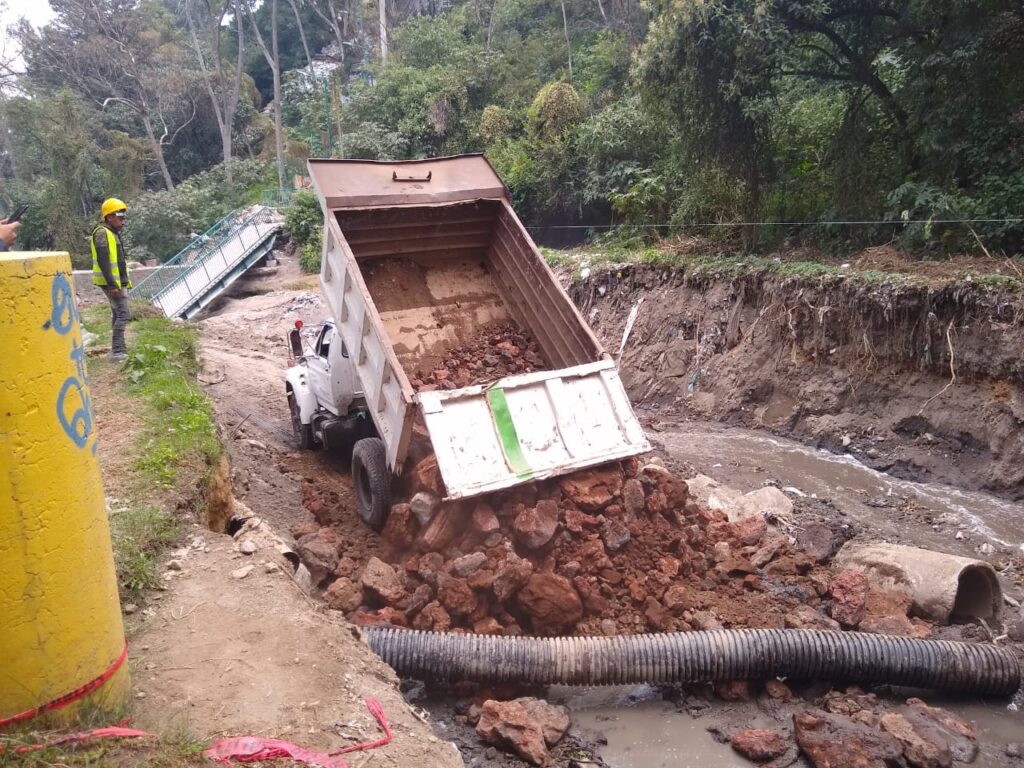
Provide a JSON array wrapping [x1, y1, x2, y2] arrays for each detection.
[[288, 328, 303, 359]]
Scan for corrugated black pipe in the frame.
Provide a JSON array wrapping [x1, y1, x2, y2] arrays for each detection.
[[365, 627, 1022, 696]]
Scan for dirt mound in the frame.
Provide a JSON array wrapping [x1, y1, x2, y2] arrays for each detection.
[[298, 458, 926, 639], [411, 322, 546, 392]]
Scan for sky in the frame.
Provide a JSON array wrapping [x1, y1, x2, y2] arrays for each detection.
[[1, 0, 54, 29]]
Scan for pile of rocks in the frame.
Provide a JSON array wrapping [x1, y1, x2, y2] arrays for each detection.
[[299, 456, 929, 640], [729, 689, 980, 768], [411, 322, 546, 392]]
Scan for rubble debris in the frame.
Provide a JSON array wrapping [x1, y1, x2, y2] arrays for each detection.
[[731, 728, 789, 762], [475, 697, 570, 766], [830, 569, 870, 627], [412, 322, 546, 392], [794, 709, 903, 768]]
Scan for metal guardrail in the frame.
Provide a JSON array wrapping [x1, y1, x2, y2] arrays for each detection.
[[260, 188, 297, 208], [130, 206, 281, 318]]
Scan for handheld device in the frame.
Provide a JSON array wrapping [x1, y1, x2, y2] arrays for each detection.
[[6, 204, 29, 223]]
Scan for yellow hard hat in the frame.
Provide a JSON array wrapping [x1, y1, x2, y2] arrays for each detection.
[[100, 198, 127, 219]]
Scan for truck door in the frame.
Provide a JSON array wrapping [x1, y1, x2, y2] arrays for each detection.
[[307, 324, 337, 414]]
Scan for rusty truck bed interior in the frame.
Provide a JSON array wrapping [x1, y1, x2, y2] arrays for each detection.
[[335, 199, 603, 376]]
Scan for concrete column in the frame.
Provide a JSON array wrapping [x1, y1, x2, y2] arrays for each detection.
[[0, 252, 128, 725]]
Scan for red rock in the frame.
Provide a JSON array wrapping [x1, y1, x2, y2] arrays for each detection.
[[352, 607, 406, 627], [514, 500, 559, 549], [731, 728, 788, 762], [416, 551, 445, 585], [406, 583, 434, 617], [863, 586, 912, 621], [718, 557, 756, 577], [645, 490, 668, 516], [451, 551, 488, 577], [830, 570, 870, 627], [643, 597, 673, 631], [716, 680, 754, 702], [859, 614, 931, 638], [472, 503, 500, 535], [880, 712, 952, 768], [751, 537, 787, 568], [662, 584, 691, 615], [412, 600, 451, 631], [361, 557, 405, 604], [473, 617, 503, 635], [573, 577, 610, 613], [437, 573, 477, 618], [657, 556, 680, 577], [904, 700, 977, 763], [381, 503, 417, 548], [784, 605, 841, 631], [691, 610, 724, 630], [410, 455, 446, 497], [323, 577, 362, 612], [417, 504, 461, 552], [563, 508, 597, 533], [517, 698, 571, 747], [575, 538, 613, 572], [793, 710, 902, 768], [560, 466, 624, 512], [476, 698, 567, 766], [733, 515, 768, 546], [765, 553, 814, 576], [765, 679, 794, 701], [333, 556, 358, 579], [517, 572, 583, 635], [622, 478, 646, 518], [291, 520, 319, 539], [468, 568, 494, 590], [796, 522, 835, 563], [493, 553, 534, 602]]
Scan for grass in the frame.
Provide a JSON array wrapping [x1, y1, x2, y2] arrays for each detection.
[[121, 318, 219, 487], [546, 241, 1024, 291], [110, 505, 183, 598]]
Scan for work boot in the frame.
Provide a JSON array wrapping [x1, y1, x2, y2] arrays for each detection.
[[111, 351, 127, 362]]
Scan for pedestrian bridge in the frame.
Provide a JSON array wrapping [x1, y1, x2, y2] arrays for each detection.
[[130, 206, 282, 319]]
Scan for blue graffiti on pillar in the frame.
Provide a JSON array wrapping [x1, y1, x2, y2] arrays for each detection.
[[49, 273, 96, 452]]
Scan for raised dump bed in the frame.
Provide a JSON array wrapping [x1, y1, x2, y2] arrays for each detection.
[[306, 155, 649, 501]]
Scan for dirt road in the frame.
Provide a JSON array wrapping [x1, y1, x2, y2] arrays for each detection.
[[126, 259, 462, 767]]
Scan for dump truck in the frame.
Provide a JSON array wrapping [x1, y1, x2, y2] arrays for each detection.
[[285, 154, 650, 530]]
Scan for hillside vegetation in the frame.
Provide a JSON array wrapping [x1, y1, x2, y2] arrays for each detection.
[[1, 0, 1022, 265]]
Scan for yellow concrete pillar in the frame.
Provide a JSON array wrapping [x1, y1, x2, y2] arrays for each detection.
[[0, 252, 128, 726]]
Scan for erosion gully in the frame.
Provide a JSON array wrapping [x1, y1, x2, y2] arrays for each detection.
[[556, 422, 1023, 768]]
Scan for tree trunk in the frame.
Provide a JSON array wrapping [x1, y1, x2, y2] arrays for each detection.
[[379, 0, 388, 63], [288, 0, 315, 76], [271, 0, 286, 188], [140, 109, 175, 191], [560, 0, 573, 82]]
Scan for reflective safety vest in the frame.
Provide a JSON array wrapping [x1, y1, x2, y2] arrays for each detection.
[[90, 224, 130, 288]]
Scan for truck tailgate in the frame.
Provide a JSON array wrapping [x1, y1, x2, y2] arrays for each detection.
[[418, 361, 650, 499]]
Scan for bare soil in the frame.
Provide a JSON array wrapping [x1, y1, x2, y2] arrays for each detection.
[[89, 257, 462, 768], [568, 263, 1024, 500]]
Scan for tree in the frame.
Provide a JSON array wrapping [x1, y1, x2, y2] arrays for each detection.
[[17, 0, 194, 191], [243, 0, 286, 187], [184, 0, 246, 184]]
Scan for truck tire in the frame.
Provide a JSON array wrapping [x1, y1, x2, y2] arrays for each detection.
[[352, 437, 391, 531], [288, 392, 316, 450]]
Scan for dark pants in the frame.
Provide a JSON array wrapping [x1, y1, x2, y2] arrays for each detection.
[[103, 287, 130, 354]]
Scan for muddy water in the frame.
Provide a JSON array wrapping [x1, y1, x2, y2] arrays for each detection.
[[655, 424, 1024, 551]]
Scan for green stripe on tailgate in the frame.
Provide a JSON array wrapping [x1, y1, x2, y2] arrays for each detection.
[[486, 388, 533, 480]]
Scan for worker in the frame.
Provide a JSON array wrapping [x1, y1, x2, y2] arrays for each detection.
[[91, 198, 132, 361], [0, 217, 20, 251]]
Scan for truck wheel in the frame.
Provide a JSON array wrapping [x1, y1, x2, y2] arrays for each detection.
[[288, 392, 315, 450], [352, 437, 391, 531]]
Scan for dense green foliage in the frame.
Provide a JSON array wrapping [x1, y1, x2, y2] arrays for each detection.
[[3, 0, 1022, 260], [284, 189, 324, 272]]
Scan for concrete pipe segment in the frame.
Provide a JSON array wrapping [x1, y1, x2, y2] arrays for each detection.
[[0, 252, 128, 726], [366, 627, 1022, 696], [834, 541, 1003, 624]]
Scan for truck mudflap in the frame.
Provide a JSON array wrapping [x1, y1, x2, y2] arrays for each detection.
[[418, 360, 651, 499]]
